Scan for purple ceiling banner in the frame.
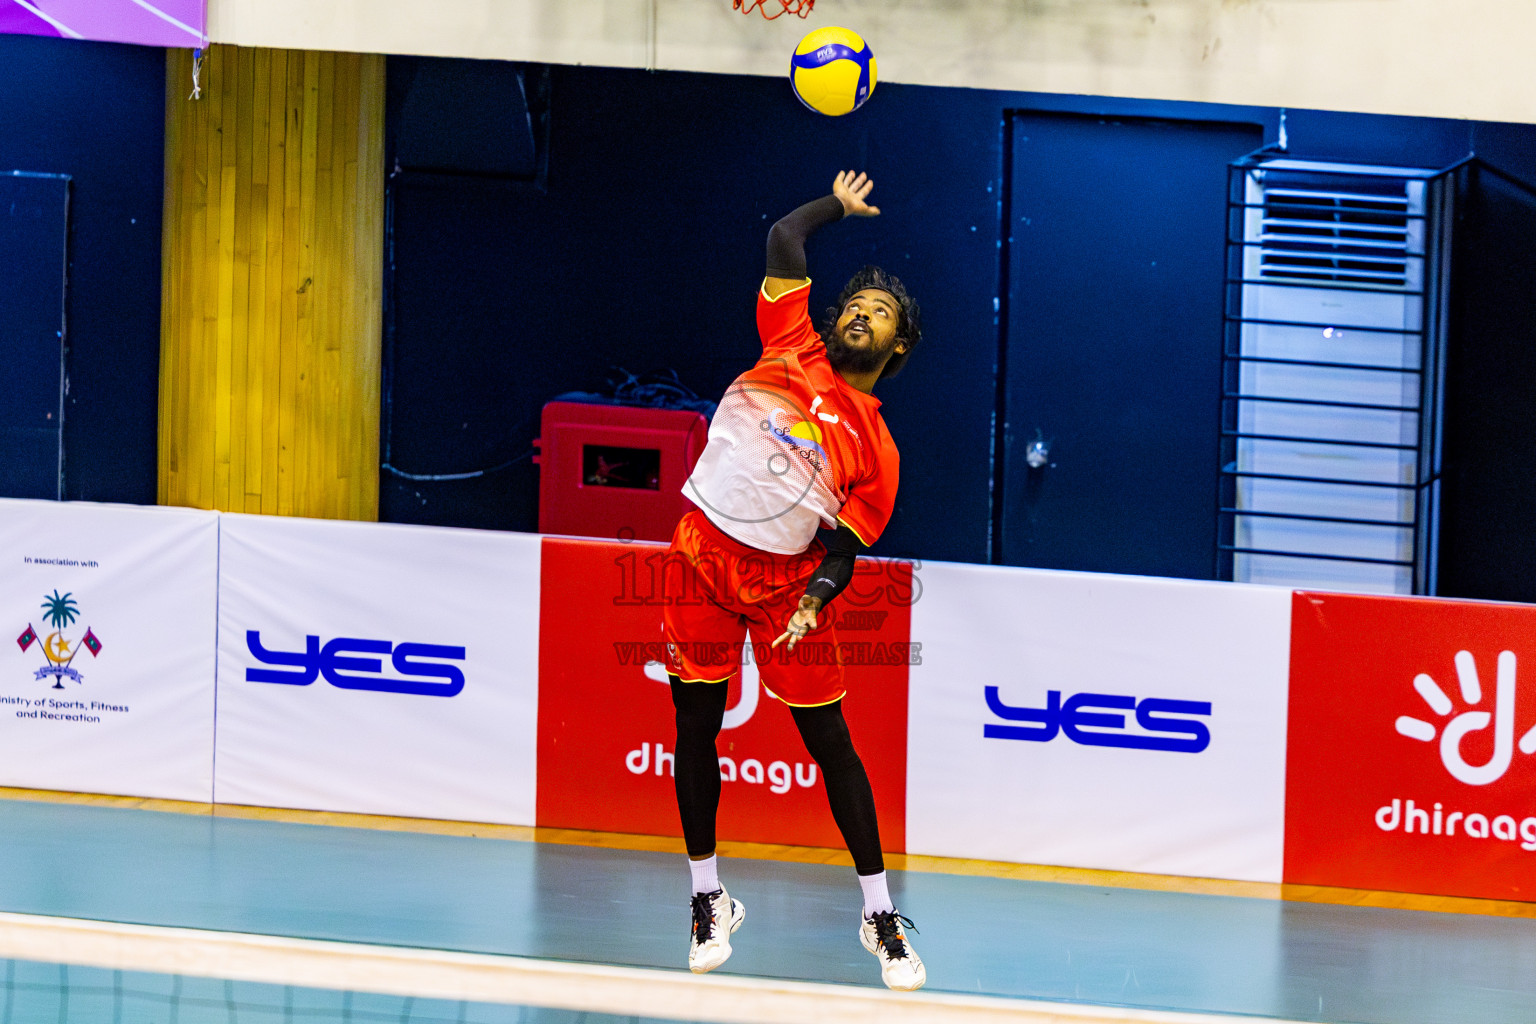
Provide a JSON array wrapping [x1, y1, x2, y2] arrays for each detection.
[[0, 0, 206, 47]]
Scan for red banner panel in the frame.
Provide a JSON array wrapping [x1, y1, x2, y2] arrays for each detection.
[[536, 536, 911, 851], [1285, 590, 1536, 900]]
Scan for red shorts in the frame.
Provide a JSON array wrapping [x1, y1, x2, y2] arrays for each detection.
[[661, 509, 845, 707]]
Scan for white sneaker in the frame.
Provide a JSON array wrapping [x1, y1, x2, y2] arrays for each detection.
[[860, 910, 926, 991], [688, 888, 745, 973]]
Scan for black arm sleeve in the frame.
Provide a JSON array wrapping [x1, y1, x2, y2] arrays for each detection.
[[803, 521, 865, 607], [766, 194, 846, 279]]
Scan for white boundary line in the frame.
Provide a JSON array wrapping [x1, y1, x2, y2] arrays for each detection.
[[0, 911, 1307, 1024]]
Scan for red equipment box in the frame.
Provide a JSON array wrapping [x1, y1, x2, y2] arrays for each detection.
[[534, 401, 710, 542]]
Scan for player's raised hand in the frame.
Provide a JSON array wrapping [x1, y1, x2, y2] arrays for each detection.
[[833, 170, 880, 217], [772, 595, 823, 651]]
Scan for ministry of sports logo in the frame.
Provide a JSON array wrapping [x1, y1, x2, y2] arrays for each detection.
[[16, 590, 104, 689]]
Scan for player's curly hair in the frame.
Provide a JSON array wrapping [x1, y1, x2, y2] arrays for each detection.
[[823, 265, 922, 380]]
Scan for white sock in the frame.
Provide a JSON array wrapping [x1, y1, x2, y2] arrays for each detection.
[[859, 871, 894, 917], [689, 855, 721, 895]]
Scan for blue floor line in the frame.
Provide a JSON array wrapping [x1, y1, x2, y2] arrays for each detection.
[[0, 798, 1531, 1023]]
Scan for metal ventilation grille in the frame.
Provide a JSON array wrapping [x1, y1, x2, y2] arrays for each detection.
[[1222, 155, 1459, 596], [1256, 187, 1412, 289]]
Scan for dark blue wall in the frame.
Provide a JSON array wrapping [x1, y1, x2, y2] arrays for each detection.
[[0, 34, 164, 504], [5, 36, 1535, 600], [380, 62, 1536, 591], [382, 66, 1001, 563], [1000, 113, 1263, 579], [0, 174, 69, 499], [1440, 163, 1536, 602]]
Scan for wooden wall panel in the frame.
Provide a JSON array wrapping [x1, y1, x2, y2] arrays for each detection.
[[159, 45, 382, 520]]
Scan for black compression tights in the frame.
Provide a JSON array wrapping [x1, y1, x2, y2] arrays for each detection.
[[670, 677, 885, 876]]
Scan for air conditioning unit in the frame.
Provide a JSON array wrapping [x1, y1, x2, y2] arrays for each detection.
[[1219, 157, 1457, 594]]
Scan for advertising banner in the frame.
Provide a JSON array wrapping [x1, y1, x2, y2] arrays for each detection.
[[0, 0, 205, 47], [214, 514, 540, 825], [907, 562, 1293, 881], [0, 498, 218, 801], [1285, 591, 1536, 901], [536, 536, 915, 850]]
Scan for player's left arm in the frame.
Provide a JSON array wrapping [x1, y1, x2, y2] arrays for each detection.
[[771, 521, 865, 651]]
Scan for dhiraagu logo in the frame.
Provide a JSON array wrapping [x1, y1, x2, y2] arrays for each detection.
[[643, 640, 759, 729], [1394, 649, 1536, 785], [632, 641, 823, 795], [1377, 649, 1536, 852]]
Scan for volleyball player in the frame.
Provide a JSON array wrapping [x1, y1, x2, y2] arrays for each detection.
[[662, 170, 926, 991]]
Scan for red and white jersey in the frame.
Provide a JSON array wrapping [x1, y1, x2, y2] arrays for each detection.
[[683, 280, 899, 555]]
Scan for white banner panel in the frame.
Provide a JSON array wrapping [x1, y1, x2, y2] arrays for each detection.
[[0, 498, 218, 801], [215, 514, 540, 825], [907, 562, 1292, 881]]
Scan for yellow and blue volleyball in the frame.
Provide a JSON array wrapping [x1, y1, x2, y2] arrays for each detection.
[[790, 26, 876, 116]]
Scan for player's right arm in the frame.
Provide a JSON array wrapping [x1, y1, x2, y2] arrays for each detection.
[[763, 170, 880, 300]]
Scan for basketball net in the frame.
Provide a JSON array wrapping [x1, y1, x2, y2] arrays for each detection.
[[733, 0, 814, 19]]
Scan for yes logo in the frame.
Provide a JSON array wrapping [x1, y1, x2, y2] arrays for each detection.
[[984, 687, 1212, 753], [244, 630, 466, 697]]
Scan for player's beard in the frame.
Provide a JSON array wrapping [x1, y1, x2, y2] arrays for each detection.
[[824, 326, 890, 375]]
